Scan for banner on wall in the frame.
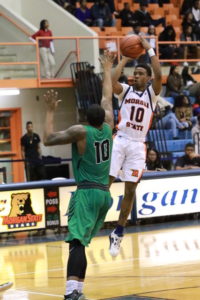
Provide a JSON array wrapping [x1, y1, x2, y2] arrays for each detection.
[[59, 182, 128, 227], [136, 175, 200, 219], [0, 189, 45, 233], [44, 187, 60, 228]]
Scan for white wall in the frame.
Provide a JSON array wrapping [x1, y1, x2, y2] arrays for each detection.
[[0, 87, 77, 177], [0, 0, 100, 74], [0, 0, 21, 13]]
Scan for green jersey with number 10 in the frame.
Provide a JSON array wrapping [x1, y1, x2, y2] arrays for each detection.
[[72, 123, 112, 185]]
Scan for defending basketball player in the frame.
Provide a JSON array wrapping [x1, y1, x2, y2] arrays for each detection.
[[109, 37, 162, 257], [43, 51, 115, 300]]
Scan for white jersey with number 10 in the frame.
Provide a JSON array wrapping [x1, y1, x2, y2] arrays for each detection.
[[116, 83, 158, 142]]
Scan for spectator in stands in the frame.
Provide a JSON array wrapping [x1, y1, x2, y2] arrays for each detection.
[[175, 142, 200, 169], [106, 0, 116, 13], [192, 114, 200, 153], [155, 95, 173, 118], [180, 0, 191, 15], [128, 24, 145, 36], [180, 24, 200, 59], [53, 0, 68, 6], [146, 25, 157, 52], [155, 105, 189, 139], [75, 0, 93, 26], [59, 0, 76, 14], [21, 121, 46, 181], [145, 148, 167, 171], [182, 65, 200, 98], [182, 12, 196, 33], [133, 0, 165, 27], [115, 2, 135, 27], [192, 61, 200, 74], [31, 20, 55, 79], [174, 95, 197, 129], [91, 0, 115, 27], [165, 65, 184, 97], [182, 63, 196, 87], [190, 0, 200, 39], [158, 26, 183, 60]]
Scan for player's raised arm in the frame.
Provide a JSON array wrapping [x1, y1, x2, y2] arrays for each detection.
[[99, 50, 115, 129], [111, 56, 130, 95], [43, 89, 86, 146], [140, 37, 162, 96]]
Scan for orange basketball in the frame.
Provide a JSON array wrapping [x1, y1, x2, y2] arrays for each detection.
[[120, 35, 144, 59]]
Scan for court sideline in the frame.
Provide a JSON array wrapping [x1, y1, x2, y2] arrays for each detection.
[[1, 221, 200, 300]]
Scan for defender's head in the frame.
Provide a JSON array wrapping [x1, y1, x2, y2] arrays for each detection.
[[87, 104, 105, 127]]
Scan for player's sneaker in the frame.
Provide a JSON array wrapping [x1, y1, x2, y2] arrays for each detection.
[[64, 289, 86, 300], [109, 231, 123, 257], [0, 282, 13, 292]]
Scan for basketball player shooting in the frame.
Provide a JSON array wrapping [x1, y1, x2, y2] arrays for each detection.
[[109, 36, 162, 257]]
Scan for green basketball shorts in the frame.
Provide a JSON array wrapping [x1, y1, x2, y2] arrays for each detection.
[[65, 188, 112, 246]]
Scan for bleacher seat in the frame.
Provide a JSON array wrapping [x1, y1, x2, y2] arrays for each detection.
[[147, 3, 159, 11], [148, 129, 192, 141], [178, 130, 192, 139], [121, 27, 133, 35], [171, 19, 182, 27], [155, 26, 164, 36], [151, 8, 165, 17], [172, 151, 185, 158], [155, 139, 193, 152], [148, 129, 174, 141]]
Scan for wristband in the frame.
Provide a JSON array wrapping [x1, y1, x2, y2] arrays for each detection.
[[148, 48, 155, 57]]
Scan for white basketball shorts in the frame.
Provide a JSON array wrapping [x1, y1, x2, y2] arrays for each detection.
[[109, 135, 146, 182]]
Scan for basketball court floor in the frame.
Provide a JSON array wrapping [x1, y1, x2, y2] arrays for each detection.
[[1, 221, 200, 300]]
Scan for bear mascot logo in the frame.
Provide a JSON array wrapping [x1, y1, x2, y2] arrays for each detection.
[[8, 192, 36, 217]]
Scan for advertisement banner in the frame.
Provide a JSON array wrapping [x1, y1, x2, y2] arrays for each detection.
[[0, 189, 45, 233], [44, 187, 60, 228], [59, 182, 128, 227], [136, 176, 200, 218]]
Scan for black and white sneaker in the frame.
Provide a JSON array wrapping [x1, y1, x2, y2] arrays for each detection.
[[64, 289, 86, 300], [0, 282, 13, 292], [109, 230, 123, 257]]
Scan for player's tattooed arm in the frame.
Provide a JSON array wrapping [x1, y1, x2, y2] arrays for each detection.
[[99, 50, 116, 129]]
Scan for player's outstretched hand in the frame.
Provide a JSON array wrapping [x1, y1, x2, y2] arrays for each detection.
[[44, 89, 62, 111], [139, 36, 151, 51], [121, 55, 133, 62], [99, 50, 116, 69]]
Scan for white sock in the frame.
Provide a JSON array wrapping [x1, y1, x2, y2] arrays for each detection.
[[65, 280, 79, 295], [78, 282, 84, 293]]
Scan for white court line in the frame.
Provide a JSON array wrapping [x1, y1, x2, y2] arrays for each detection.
[[14, 289, 63, 298]]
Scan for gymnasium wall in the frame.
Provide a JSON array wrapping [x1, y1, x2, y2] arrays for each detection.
[[0, 0, 100, 75], [0, 88, 76, 176]]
